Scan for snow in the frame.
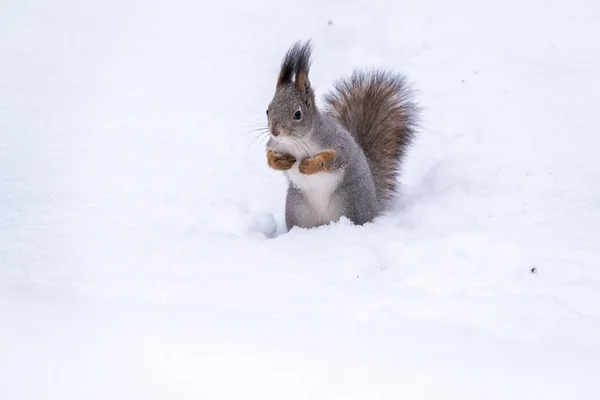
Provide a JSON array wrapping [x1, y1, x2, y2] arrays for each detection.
[[1, 0, 600, 398]]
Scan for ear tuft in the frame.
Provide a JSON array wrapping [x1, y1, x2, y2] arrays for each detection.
[[276, 40, 313, 91], [294, 40, 313, 93], [277, 41, 301, 88]]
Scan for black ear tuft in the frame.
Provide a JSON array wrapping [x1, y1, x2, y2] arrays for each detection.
[[277, 41, 302, 88], [294, 40, 313, 93], [276, 40, 313, 90]]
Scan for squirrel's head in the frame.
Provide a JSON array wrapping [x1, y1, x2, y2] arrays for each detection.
[[266, 40, 317, 141]]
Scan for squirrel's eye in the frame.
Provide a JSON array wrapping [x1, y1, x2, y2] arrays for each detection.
[[294, 110, 302, 120]]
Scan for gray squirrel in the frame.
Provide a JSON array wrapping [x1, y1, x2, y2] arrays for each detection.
[[265, 40, 419, 230]]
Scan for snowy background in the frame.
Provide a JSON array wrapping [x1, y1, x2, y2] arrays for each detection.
[[2, 0, 600, 398]]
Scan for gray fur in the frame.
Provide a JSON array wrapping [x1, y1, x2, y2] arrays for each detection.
[[266, 40, 419, 230]]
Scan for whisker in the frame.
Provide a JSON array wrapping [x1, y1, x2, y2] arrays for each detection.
[[241, 127, 270, 136], [247, 134, 270, 153], [234, 118, 269, 133], [294, 135, 315, 157]]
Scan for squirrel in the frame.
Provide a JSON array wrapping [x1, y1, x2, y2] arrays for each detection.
[[265, 40, 419, 230]]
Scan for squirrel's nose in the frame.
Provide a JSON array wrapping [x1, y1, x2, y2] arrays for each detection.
[[271, 127, 281, 136]]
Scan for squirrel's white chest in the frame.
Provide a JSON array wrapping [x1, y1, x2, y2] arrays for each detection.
[[285, 162, 342, 218]]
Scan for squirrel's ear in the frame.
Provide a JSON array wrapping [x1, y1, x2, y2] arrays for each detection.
[[293, 40, 314, 106], [277, 42, 302, 88], [296, 71, 315, 109], [277, 62, 294, 88], [295, 70, 310, 93]]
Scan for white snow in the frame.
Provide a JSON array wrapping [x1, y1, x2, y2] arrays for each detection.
[[2, 0, 600, 398]]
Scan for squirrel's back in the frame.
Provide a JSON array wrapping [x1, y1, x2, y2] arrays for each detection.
[[323, 69, 419, 209]]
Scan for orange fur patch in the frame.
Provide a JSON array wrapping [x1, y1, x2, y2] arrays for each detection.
[[267, 150, 296, 171], [298, 151, 336, 175], [295, 70, 307, 92]]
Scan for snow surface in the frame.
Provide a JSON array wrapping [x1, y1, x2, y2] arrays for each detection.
[[2, 0, 600, 398]]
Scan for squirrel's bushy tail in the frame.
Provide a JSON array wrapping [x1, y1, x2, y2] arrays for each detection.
[[323, 69, 419, 209]]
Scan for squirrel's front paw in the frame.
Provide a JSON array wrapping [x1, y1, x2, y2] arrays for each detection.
[[267, 150, 296, 171], [298, 151, 336, 175]]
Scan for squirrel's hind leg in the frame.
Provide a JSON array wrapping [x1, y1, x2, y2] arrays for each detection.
[[284, 185, 321, 230]]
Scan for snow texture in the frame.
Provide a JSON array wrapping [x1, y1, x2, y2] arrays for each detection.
[[1, 0, 600, 398]]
